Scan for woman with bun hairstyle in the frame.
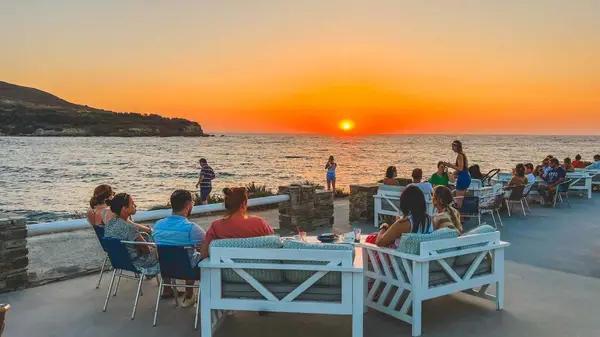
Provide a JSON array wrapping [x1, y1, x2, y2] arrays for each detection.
[[200, 187, 274, 258], [104, 193, 160, 275], [87, 184, 152, 233], [87, 184, 114, 226]]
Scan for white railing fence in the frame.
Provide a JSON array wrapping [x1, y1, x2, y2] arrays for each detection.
[[27, 194, 290, 237]]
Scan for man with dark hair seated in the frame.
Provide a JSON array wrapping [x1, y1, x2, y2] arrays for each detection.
[[153, 190, 206, 308], [538, 158, 566, 205]]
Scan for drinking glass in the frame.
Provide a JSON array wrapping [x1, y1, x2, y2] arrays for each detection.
[[300, 231, 307, 242], [353, 228, 362, 243]]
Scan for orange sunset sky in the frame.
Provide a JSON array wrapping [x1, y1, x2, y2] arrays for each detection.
[[2, 0, 600, 135]]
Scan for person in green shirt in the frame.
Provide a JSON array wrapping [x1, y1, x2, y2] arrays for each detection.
[[429, 161, 455, 187]]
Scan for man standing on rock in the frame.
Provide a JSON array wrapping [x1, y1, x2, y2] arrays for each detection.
[[196, 158, 215, 205]]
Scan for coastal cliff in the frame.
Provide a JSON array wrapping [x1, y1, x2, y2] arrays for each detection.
[[0, 81, 207, 137]]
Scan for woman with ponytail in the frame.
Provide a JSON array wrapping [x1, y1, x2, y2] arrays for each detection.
[[432, 186, 462, 233], [200, 187, 273, 258], [104, 193, 160, 275]]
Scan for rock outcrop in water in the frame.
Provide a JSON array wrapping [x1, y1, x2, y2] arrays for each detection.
[[0, 81, 208, 137]]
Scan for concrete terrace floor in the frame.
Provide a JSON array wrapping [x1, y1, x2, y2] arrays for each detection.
[[3, 194, 600, 337]]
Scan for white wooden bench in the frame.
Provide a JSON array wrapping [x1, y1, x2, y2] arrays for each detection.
[[373, 185, 434, 227], [198, 245, 364, 337], [357, 231, 509, 336]]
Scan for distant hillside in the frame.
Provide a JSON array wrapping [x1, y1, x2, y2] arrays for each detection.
[[0, 81, 77, 108], [0, 81, 208, 137]]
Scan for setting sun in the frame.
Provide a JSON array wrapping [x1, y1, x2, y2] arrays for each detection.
[[339, 119, 355, 132]]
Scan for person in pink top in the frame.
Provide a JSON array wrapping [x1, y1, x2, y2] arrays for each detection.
[[200, 187, 273, 258]]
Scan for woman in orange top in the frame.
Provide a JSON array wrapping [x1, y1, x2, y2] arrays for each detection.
[[200, 187, 273, 258], [382, 166, 399, 186]]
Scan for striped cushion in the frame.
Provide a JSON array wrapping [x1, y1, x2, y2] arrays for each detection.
[[209, 235, 283, 283], [396, 228, 460, 273], [282, 240, 354, 286]]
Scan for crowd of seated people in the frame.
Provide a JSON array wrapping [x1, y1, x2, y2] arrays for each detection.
[[88, 184, 275, 308], [368, 149, 600, 247], [87, 149, 598, 301]]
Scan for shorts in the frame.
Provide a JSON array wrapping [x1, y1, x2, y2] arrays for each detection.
[[455, 171, 472, 191], [199, 187, 212, 202], [326, 171, 336, 181]]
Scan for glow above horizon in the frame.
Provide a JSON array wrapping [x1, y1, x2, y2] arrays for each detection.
[[1, 0, 600, 135]]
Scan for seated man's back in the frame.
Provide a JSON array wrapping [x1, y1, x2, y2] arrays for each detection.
[[410, 182, 433, 196], [153, 215, 205, 266]]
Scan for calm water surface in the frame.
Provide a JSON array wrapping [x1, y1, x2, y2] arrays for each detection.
[[1, 135, 598, 223]]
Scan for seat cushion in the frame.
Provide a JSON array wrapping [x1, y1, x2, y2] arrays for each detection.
[[282, 240, 353, 286], [209, 235, 283, 283], [429, 256, 492, 287], [396, 228, 460, 273], [454, 224, 496, 266], [222, 282, 342, 302]]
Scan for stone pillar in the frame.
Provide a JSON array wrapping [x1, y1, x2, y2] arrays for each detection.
[[349, 184, 380, 222], [0, 214, 28, 292], [278, 185, 334, 234]]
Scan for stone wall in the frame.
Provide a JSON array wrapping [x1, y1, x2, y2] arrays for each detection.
[[0, 214, 28, 292], [278, 185, 334, 234], [349, 184, 379, 223]]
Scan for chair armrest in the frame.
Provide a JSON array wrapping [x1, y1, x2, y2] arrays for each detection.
[[356, 242, 428, 262], [121, 240, 156, 247]]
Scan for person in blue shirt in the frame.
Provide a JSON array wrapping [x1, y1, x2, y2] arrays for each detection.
[[153, 189, 206, 307], [538, 158, 566, 205], [586, 154, 600, 170]]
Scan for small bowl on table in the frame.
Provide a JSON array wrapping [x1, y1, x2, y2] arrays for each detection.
[[316, 233, 339, 243]]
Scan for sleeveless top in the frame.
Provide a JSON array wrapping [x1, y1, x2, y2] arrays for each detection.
[[327, 162, 337, 172], [390, 214, 434, 248], [408, 215, 434, 234], [456, 153, 468, 172], [88, 208, 110, 226]]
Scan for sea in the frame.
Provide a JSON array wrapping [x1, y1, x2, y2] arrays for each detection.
[[1, 134, 598, 224]]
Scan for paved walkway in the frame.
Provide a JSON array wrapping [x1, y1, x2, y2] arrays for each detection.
[[4, 194, 600, 337]]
